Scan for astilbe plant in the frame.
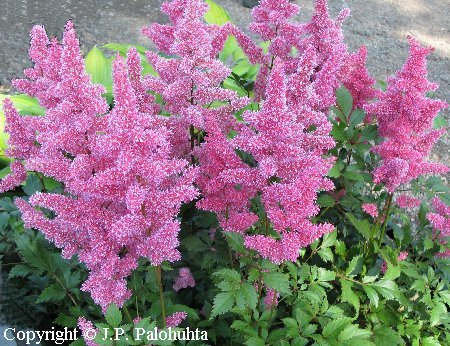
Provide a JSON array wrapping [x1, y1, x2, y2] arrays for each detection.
[[1, 0, 449, 344], [3, 22, 198, 311]]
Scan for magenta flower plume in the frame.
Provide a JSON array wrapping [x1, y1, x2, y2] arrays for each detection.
[[427, 198, 450, 257], [142, 0, 242, 159], [340, 46, 379, 111], [365, 36, 448, 192], [173, 267, 196, 291], [6, 22, 198, 311], [362, 203, 379, 218]]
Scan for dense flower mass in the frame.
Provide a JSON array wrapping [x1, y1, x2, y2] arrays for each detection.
[[396, 194, 421, 209], [1, 0, 448, 324], [365, 36, 448, 192], [4, 22, 198, 310]]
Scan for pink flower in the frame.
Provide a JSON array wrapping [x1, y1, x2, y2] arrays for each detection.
[[78, 317, 99, 346], [8, 22, 198, 312], [427, 198, 450, 257], [165, 312, 187, 327], [264, 288, 279, 309], [365, 37, 448, 192], [173, 267, 196, 291], [396, 194, 421, 208], [362, 203, 379, 218]]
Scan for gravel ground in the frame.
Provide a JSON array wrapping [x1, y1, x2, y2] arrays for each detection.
[[0, 0, 448, 160]]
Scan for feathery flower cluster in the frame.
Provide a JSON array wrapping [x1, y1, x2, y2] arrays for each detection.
[[192, 0, 349, 263], [173, 267, 196, 291], [427, 198, 450, 257], [362, 203, 379, 218], [142, 0, 245, 159], [365, 36, 448, 192], [264, 288, 279, 309], [4, 22, 197, 311], [396, 194, 421, 209], [78, 317, 99, 346], [166, 312, 188, 327], [339, 46, 379, 111]]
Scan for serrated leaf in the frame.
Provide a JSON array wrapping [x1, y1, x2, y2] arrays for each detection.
[[213, 268, 241, 283], [210, 292, 234, 318], [262, 271, 290, 294], [430, 301, 447, 326], [346, 255, 362, 276], [338, 324, 372, 341], [350, 109, 366, 127], [346, 213, 373, 239], [322, 317, 353, 339], [363, 285, 379, 307], [322, 230, 337, 248], [245, 337, 265, 346], [317, 195, 335, 207], [318, 247, 334, 262], [328, 161, 343, 178], [373, 325, 405, 345], [36, 284, 66, 303], [371, 280, 400, 300], [237, 283, 258, 311], [8, 264, 31, 278], [105, 304, 122, 328], [340, 279, 360, 314]]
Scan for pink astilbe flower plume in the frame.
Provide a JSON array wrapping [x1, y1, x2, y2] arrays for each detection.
[[427, 198, 450, 257], [340, 46, 379, 111], [5, 23, 198, 311], [173, 267, 196, 291], [142, 0, 243, 159], [235, 60, 334, 263], [365, 36, 448, 192]]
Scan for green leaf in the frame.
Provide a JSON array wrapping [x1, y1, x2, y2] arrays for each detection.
[[23, 173, 43, 196], [236, 283, 258, 311], [349, 109, 366, 127], [8, 264, 31, 278], [346, 255, 362, 276], [262, 271, 290, 294], [430, 301, 447, 326], [338, 324, 372, 341], [210, 292, 234, 318], [85, 46, 112, 93], [342, 171, 364, 182], [346, 213, 373, 240], [318, 247, 334, 262], [317, 268, 336, 282], [322, 317, 353, 339], [245, 337, 265, 346], [433, 114, 447, 129], [204, 0, 231, 25], [373, 325, 405, 345], [213, 268, 241, 283], [371, 279, 400, 300], [336, 86, 353, 117], [328, 160, 344, 178], [317, 195, 335, 207], [340, 279, 360, 314], [36, 284, 66, 303], [421, 336, 441, 346], [362, 285, 379, 307], [322, 230, 337, 248], [105, 304, 122, 328]]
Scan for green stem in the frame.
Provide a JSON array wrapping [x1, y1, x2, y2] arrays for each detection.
[[156, 266, 167, 328], [378, 193, 393, 247], [123, 305, 133, 324]]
